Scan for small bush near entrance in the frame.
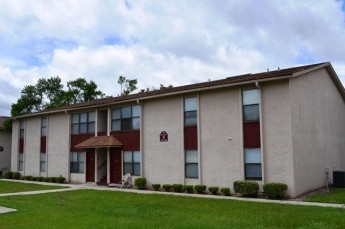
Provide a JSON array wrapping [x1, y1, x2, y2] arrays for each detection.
[[220, 187, 231, 196], [134, 177, 147, 190], [208, 186, 219, 195], [184, 185, 194, 193], [4, 171, 13, 179], [13, 172, 21, 180], [152, 184, 161, 191], [163, 184, 172, 192], [233, 180, 259, 197], [263, 183, 288, 199], [172, 184, 184, 193], [194, 185, 207, 194]]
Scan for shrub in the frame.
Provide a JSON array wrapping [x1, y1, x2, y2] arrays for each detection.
[[220, 187, 231, 196], [4, 171, 13, 179], [24, 175, 32, 181], [162, 184, 172, 192], [13, 172, 21, 180], [233, 180, 259, 197], [184, 185, 194, 193], [194, 185, 207, 194], [56, 176, 66, 183], [172, 184, 184, 193], [263, 182, 288, 199], [31, 176, 38, 181], [44, 177, 50, 182], [49, 177, 57, 183], [208, 186, 219, 195], [152, 184, 161, 191], [37, 177, 44, 182], [134, 177, 147, 190]]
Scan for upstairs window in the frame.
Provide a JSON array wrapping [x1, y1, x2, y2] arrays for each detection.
[[41, 116, 47, 136], [71, 112, 95, 134], [184, 97, 197, 126], [19, 120, 25, 139], [111, 105, 140, 131], [242, 89, 260, 121]]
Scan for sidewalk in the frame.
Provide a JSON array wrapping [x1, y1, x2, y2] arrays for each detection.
[[0, 179, 344, 214]]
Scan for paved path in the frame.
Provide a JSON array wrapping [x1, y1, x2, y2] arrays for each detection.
[[0, 179, 344, 214]]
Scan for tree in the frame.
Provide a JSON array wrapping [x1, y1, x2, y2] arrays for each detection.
[[65, 78, 105, 104], [159, 84, 173, 89], [117, 76, 137, 95]]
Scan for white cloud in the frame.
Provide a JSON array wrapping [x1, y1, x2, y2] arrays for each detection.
[[0, 0, 345, 116]]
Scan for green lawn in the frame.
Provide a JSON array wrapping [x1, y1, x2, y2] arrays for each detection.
[[0, 180, 67, 194], [0, 189, 344, 229], [305, 187, 345, 204]]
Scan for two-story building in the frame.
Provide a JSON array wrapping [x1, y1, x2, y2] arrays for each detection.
[[10, 62, 345, 197], [0, 116, 11, 172]]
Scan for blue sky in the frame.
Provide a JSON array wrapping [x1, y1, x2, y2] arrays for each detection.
[[0, 0, 345, 116]]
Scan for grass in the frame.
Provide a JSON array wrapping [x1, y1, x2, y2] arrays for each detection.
[[0, 189, 344, 229], [305, 187, 345, 204], [0, 180, 67, 194]]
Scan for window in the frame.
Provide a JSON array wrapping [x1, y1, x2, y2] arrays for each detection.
[[123, 151, 140, 176], [71, 112, 95, 134], [41, 116, 47, 136], [70, 152, 85, 173], [18, 153, 24, 171], [40, 153, 46, 172], [184, 97, 197, 126], [19, 120, 25, 139], [185, 150, 198, 178], [242, 89, 260, 121], [112, 105, 140, 131], [244, 148, 262, 180]]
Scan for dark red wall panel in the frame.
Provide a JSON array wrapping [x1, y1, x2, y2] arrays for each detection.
[[111, 131, 140, 151], [19, 139, 24, 153], [70, 134, 94, 151], [40, 136, 46, 153], [184, 126, 198, 150], [110, 148, 122, 183], [243, 121, 261, 148]]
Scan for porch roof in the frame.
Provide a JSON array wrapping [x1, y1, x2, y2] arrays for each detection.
[[74, 135, 123, 148]]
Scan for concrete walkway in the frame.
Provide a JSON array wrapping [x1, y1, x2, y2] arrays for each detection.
[[0, 179, 344, 214]]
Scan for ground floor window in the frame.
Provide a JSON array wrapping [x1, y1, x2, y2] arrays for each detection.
[[185, 150, 198, 178], [18, 153, 24, 171], [70, 152, 85, 173], [244, 148, 262, 180], [123, 151, 140, 176], [40, 153, 46, 172]]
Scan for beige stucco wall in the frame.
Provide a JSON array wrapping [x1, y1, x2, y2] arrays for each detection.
[[24, 116, 41, 176], [47, 113, 70, 179], [261, 80, 295, 195], [142, 96, 184, 184], [10, 121, 19, 171], [290, 68, 345, 196], [0, 129, 12, 171], [199, 87, 243, 187]]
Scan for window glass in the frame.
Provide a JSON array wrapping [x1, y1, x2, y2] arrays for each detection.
[[88, 122, 95, 133], [72, 124, 79, 134], [132, 117, 140, 129], [112, 120, 121, 131], [78, 152, 85, 162], [185, 111, 197, 126], [243, 89, 260, 105], [186, 150, 198, 163], [88, 112, 95, 122], [124, 152, 132, 162], [122, 106, 131, 118], [41, 117, 47, 126], [186, 164, 198, 178], [121, 118, 131, 130], [244, 148, 261, 163], [80, 113, 87, 123], [78, 162, 85, 173], [133, 163, 140, 176], [124, 164, 132, 174], [243, 104, 260, 121], [71, 152, 77, 162], [132, 105, 141, 117], [72, 114, 79, 123], [20, 121, 25, 129], [79, 123, 87, 133], [133, 151, 140, 163], [184, 97, 197, 111], [112, 108, 121, 119], [245, 164, 262, 178], [41, 127, 47, 136]]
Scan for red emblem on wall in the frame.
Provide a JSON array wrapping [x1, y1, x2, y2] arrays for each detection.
[[160, 131, 168, 142]]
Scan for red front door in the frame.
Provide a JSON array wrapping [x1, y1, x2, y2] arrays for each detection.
[[110, 148, 122, 183], [86, 150, 95, 182]]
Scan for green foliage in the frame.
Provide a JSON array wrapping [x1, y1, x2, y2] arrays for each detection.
[[172, 184, 184, 193], [184, 185, 194, 193], [44, 177, 50, 182], [56, 176, 66, 183], [118, 75, 138, 95], [194, 185, 207, 194], [13, 172, 21, 180], [162, 184, 172, 192], [233, 180, 259, 197], [208, 186, 219, 195], [134, 177, 147, 190], [4, 171, 13, 179], [220, 187, 231, 196], [49, 177, 57, 183], [3, 119, 13, 132], [152, 184, 161, 191], [37, 177, 44, 182], [263, 183, 288, 199]]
